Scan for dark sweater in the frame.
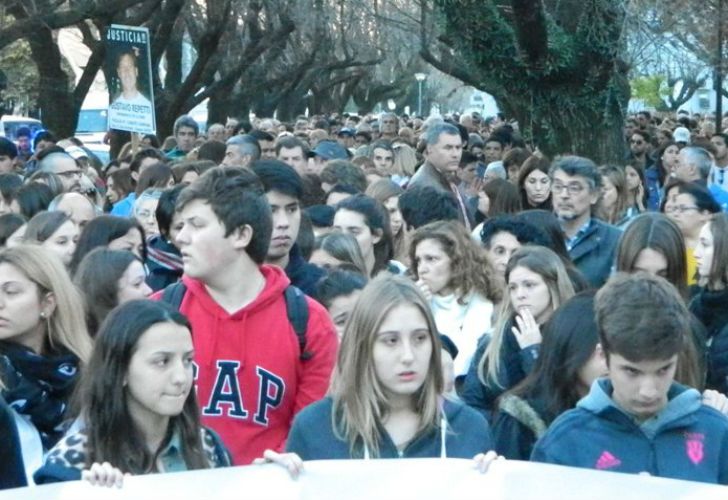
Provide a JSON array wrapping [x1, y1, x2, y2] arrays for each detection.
[[0, 396, 26, 489], [286, 397, 493, 460], [690, 287, 728, 394], [284, 244, 326, 298]]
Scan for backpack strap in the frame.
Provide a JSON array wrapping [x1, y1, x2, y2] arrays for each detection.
[[161, 281, 311, 361], [284, 285, 311, 361], [498, 394, 548, 439], [161, 281, 187, 310]]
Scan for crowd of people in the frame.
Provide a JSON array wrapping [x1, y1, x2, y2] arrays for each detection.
[[2, 107, 728, 490]]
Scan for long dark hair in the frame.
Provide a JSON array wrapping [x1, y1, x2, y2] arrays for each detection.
[[336, 194, 393, 276], [76, 300, 209, 473], [509, 292, 600, 423], [517, 156, 552, 210], [70, 215, 147, 275], [73, 248, 140, 335]]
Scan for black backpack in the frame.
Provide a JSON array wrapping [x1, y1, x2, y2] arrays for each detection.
[[160, 282, 312, 361]]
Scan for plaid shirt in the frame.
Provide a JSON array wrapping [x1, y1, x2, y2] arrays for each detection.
[[565, 219, 593, 252]]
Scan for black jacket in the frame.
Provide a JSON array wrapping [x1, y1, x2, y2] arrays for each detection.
[[0, 395, 26, 490], [285, 244, 326, 297], [690, 287, 728, 394], [491, 393, 548, 461]]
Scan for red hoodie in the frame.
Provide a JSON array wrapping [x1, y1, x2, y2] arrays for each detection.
[[157, 265, 337, 465]]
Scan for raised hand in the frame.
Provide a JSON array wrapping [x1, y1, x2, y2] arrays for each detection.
[[511, 308, 542, 349]]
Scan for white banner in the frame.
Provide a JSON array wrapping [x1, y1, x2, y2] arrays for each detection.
[[1, 459, 724, 500]]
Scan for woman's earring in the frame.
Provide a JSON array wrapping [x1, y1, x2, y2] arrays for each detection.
[[39, 311, 46, 319]]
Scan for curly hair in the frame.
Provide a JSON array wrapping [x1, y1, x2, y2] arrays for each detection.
[[409, 220, 498, 302]]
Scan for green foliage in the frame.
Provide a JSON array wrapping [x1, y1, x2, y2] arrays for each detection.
[[0, 39, 38, 114], [630, 75, 668, 109], [431, 0, 630, 162]]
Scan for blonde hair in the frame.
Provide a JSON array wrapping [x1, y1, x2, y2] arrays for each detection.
[[597, 165, 631, 225], [478, 245, 574, 385], [0, 245, 92, 363], [392, 143, 418, 177], [330, 274, 443, 457]]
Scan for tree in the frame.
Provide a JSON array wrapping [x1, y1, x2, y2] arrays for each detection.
[[625, 0, 711, 111], [3, 0, 163, 136], [412, 0, 630, 163]]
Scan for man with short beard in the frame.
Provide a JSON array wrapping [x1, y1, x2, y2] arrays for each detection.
[[550, 156, 621, 288]]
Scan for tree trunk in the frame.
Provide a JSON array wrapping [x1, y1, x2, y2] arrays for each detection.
[[27, 27, 76, 137], [424, 0, 630, 164]]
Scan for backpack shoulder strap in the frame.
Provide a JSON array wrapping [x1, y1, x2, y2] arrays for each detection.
[[498, 394, 548, 439], [161, 281, 187, 311], [284, 285, 311, 361]]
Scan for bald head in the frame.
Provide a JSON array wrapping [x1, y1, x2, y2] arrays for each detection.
[[40, 153, 82, 193], [50, 192, 97, 229]]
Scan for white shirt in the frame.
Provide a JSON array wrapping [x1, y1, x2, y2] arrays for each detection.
[[430, 291, 494, 377]]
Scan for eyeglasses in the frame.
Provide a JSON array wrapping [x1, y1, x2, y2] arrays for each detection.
[[551, 183, 586, 195], [630, 140, 644, 145], [665, 204, 698, 214], [135, 209, 156, 220], [56, 169, 82, 178]]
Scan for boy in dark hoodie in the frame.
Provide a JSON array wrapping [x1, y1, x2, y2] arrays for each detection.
[[531, 272, 728, 484], [251, 160, 326, 297]]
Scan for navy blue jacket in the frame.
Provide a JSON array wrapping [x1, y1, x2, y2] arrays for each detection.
[[531, 379, 728, 484], [460, 326, 540, 420], [492, 394, 548, 461], [690, 287, 728, 394], [285, 244, 326, 298], [0, 396, 26, 489], [286, 397, 493, 460], [568, 219, 621, 288]]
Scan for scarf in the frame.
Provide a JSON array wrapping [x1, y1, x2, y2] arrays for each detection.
[[147, 234, 184, 272], [0, 341, 79, 449]]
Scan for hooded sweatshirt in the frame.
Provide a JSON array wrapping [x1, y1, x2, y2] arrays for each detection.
[[172, 265, 337, 465], [531, 379, 728, 484], [286, 397, 492, 460]]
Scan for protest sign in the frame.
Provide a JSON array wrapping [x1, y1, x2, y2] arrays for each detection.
[[105, 24, 156, 134], [2, 458, 724, 500]]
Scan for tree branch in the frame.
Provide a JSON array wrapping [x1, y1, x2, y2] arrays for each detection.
[[0, 0, 148, 49]]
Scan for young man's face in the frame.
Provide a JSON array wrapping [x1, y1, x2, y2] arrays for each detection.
[[371, 147, 394, 171], [17, 136, 30, 153], [175, 200, 248, 282], [175, 126, 198, 153], [380, 115, 398, 136], [711, 136, 728, 160], [117, 54, 139, 94], [630, 134, 648, 156], [483, 140, 503, 163], [266, 190, 301, 262], [608, 353, 678, 421], [277, 146, 307, 174], [259, 140, 276, 160]]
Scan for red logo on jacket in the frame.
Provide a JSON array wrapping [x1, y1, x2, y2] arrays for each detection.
[[685, 432, 705, 465]]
